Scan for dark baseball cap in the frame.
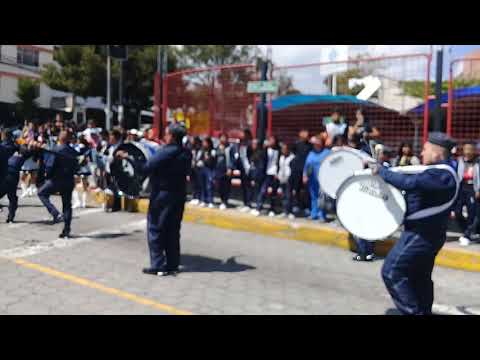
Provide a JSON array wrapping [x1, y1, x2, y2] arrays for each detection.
[[428, 132, 456, 151]]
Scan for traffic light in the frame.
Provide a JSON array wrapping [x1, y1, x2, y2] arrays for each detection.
[[109, 45, 128, 60]]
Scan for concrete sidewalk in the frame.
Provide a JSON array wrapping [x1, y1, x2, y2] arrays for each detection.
[[90, 191, 480, 273]]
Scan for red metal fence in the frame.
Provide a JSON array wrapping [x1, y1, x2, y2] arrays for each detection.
[[163, 64, 258, 138], [447, 57, 480, 144], [269, 54, 432, 151], [162, 54, 433, 153]]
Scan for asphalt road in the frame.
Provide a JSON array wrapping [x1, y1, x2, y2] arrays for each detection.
[[0, 194, 479, 315]]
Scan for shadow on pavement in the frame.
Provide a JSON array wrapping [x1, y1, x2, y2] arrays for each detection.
[[181, 255, 256, 273]]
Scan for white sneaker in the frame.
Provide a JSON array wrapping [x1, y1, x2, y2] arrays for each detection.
[[250, 209, 260, 217], [72, 202, 81, 209], [81, 193, 87, 208], [189, 199, 199, 205], [268, 211, 275, 217], [277, 213, 287, 218], [239, 206, 250, 213], [199, 202, 206, 208], [288, 214, 296, 220], [459, 236, 471, 247], [208, 203, 215, 209], [219, 204, 227, 211]]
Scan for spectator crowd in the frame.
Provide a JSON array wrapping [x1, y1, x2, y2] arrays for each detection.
[[2, 107, 480, 252]]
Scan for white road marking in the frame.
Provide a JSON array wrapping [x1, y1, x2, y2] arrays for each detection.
[[433, 303, 480, 316], [0, 219, 146, 259]]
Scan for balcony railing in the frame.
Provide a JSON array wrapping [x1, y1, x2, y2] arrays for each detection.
[[0, 53, 42, 74]]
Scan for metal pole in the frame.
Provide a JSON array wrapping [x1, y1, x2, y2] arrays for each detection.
[[118, 60, 124, 126], [258, 60, 268, 145], [106, 46, 112, 131], [434, 46, 444, 132]]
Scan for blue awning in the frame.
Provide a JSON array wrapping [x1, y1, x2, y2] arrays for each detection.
[[409, 86, 480, 114], [271, 94, 373, 112]]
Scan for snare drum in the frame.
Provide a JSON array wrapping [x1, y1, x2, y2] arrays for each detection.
[[336, 174, 406, 241], [319, 147, 374, 199]]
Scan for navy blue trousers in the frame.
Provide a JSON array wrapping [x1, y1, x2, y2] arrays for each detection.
[[200, 167, 215, 204], [381, 230, 444, 315], [0, 178, 18, 221], [38, 179, 74, 233], [354, 236, 375, 257], [147, 191, 185, 271], [454, 186, 478, 239]]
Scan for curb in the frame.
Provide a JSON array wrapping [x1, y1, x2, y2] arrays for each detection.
[[90, 191, 480, 273]]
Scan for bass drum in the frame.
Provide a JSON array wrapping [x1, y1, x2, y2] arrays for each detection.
[[111, 141, 160, 197], [336, 174, 407, 241], [319, 148, 368, 199]]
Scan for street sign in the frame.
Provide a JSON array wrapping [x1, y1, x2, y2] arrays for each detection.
[[247, 81, 279, 94]]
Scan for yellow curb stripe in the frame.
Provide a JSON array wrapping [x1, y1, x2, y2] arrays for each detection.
[[13, 258, 193, 316], [90, 192, 480, 273]]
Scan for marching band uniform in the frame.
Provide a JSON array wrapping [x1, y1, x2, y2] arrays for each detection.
[[0, 138, 24, 223], [38, 143, 79, 238], [377, 133, 457, 315], [131, 124, 192, 276]]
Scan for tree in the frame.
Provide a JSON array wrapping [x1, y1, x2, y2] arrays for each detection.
[[123, 45, 179, 111], [41, 45, 110, 98], [178, 45, 261, 68], [276, 71, 301, 96], [401, 78, 480, 99], [16, 78, 40, 120]]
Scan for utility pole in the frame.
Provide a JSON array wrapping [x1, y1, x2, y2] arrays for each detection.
[[118, 60, 124, 127], [106, 45, 112, 131], [257, 48, 271, 145], [433, 45, 444, 132]]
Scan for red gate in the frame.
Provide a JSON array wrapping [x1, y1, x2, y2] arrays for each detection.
[[163, 64, 258, 138], [269, 53, 432, 151], [447, 57, 480, 144]]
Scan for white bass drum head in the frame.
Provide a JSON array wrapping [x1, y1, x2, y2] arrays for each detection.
[[319, 149, 365, 199], [336, 174, 406, 241]]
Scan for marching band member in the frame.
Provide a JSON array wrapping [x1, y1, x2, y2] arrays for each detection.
[[369, 132, 457, 315], [116, 123, 191, 277], [37, 130, 80, 239]]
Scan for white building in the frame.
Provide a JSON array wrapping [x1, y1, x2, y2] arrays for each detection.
[[0, 45, 58, 109]]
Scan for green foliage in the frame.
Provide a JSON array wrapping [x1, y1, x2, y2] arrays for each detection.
[[401, 78, 480, 99], [178, 45, 261, 68], [41, 45, 108, 98], [16, 78, 40, 120]]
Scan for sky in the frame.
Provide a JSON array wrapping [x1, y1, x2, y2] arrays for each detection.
[[255, 45, 480, 94], [260, 45, 480, 74]]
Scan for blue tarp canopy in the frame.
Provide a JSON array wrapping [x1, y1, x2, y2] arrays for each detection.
[[410, 86, 480, 114], [271, 94, 373, 112]]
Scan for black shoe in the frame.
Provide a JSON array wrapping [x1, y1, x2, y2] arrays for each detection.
[[159, 269, 180, 277], [353, 255, 366, 262], [6, 218, 14, 224], [51, 215, 64, 225], [142, 268, 163, 276], [59, 230, 70, 239]]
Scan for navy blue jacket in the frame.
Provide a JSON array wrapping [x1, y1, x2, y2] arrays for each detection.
[[0, 141, 18, 179], [135, 143, 192, 200], [44, 144, 79, 185], [378, 160, 457, 237]]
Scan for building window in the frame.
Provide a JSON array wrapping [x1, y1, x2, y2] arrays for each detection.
[[17, 47, 39, 67]]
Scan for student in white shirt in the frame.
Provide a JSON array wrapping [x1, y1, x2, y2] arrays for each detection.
[[251, 136, 280, 217], [277, 143, 295, 219]]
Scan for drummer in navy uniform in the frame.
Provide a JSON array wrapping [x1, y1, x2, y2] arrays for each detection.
[[37, 130, 80, 239], [369, 132, 457, 315], [116, 123, 191, 277]]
